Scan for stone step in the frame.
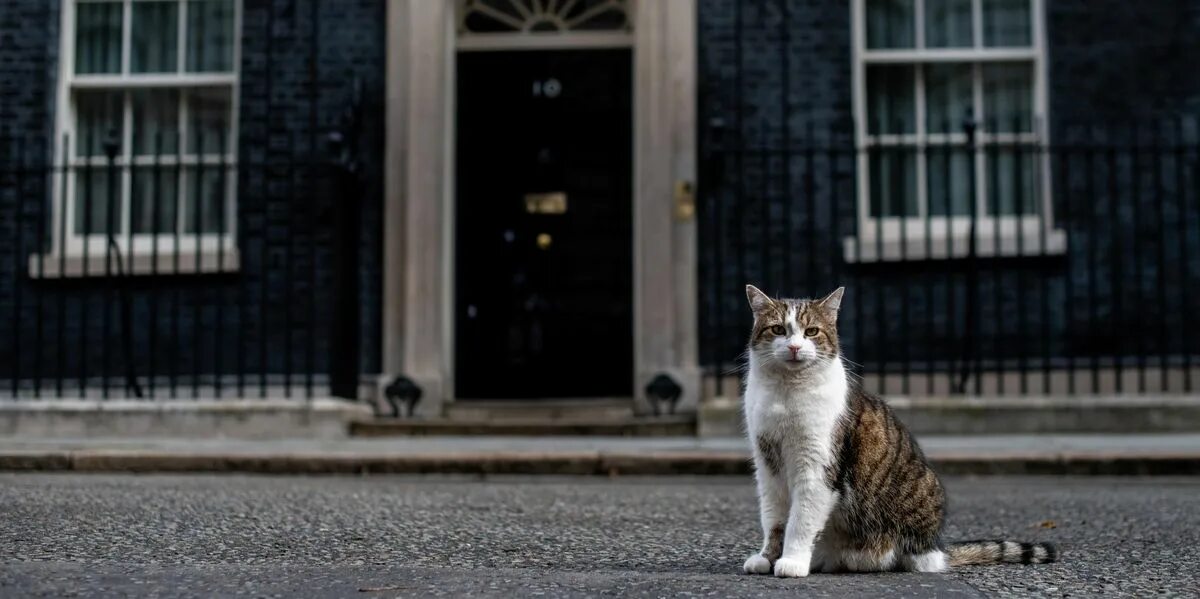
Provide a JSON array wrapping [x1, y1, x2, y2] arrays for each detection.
[[442, 399, 638, 423], [349, 415, 695, 437]]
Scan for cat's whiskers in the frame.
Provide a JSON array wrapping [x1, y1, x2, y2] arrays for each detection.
[[813, 353, 866, 385], [722, 349, 751, 376], [841, 369, 867, 387], [823, 353, 865, 370]]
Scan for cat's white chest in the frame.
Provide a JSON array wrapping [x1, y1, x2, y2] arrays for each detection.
[[744, 361, 849, 467]]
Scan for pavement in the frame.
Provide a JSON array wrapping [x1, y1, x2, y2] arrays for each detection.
[[3, 433, 1200, 475], [1, 473, 1197, 597]]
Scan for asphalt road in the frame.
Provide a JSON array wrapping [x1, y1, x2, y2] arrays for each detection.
[[0, 474, 1196, 598]]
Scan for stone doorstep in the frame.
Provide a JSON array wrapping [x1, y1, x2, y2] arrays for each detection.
[[348, 416, 696, 437], [2, 449, 1199, 476], [443, 399, 638, 422], [698, 395, 1200, 437]]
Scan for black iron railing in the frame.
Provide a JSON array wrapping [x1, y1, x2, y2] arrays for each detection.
[[699, 119, 1200, 396], [0, 0, 379, 401], [0, 129, 366, 400]]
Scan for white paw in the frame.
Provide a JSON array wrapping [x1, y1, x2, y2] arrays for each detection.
[[773, 556, 811, 578], [743, 553, 773, 574]]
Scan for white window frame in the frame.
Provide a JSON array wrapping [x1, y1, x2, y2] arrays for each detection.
[[847, 0, 1065, 262], [41, 0, 242, 276]]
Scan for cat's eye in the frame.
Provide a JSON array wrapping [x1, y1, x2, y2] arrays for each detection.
[[804, 327, 819, 337], [770, 325, 786, 336]]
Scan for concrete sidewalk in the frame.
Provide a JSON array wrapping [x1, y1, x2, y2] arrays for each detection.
[[3, 433, 1200, 475]]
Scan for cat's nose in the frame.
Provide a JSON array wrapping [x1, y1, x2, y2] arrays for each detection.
[[787, 345, 801, 354]]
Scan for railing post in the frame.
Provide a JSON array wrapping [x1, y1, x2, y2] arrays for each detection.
[[327, 77, 364, 401], [702, 116, 727, 398], [103, 129, 142, 399], [11, 139, 24, 399], [956, 115, 979, 394]]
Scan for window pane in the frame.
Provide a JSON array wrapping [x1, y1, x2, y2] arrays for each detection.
[[924, 0, 973, 48], [867, 65, 915, 134], [461, 0, 524, 33], [186, 0, 236, 72], [133, 90, 180, 156], [569, 6, 628, 31], [982, 0, 1031, 47], [75, 1, 123, 74], [986, 146, 1038, 215], [866, 0, 914, 49], [131, 1, 180, 73], [186, 88, 232, 154], [131, 167, 180, 234], [927, 146, 974, 216], [73, 165, 123, 235], [182, 167, 231, 234], [75, 90, 124, 158], [869, 149, 918, 217], [925, 64, 973, 134], [983, 63, 1033, 132]]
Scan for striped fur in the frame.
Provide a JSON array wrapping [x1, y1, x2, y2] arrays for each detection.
[[741, 285, 1060, 577], [947, 540, 1060, 566]]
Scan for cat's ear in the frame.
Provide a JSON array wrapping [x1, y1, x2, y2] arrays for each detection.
[[817, 287, 845, 312], [745, 284, 774, 313]]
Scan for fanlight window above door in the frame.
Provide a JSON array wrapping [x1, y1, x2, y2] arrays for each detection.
[[458, 0, 632, 35]]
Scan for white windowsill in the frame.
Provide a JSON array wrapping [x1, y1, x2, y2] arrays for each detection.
[[28, 249, 241, 279], [843, 229, 1067, 263]]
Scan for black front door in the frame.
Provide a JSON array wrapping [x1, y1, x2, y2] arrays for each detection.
[[455, 49, 633, 399]]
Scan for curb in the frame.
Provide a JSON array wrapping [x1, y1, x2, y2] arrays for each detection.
[[2, 450, 1199, 476]]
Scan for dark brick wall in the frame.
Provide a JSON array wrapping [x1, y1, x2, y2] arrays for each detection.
[[697, 0, 856, 365], [0, 0, 61, 390], [0, 0, 384, 395], [4, 0, 1198, 394], [236, 0, 386, 378], [697, 0, 1200, 378], [0, 1, 58, 158], [1047, 0, 1200, 131]]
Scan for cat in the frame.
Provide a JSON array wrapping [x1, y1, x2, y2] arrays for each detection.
[[740, 284, 1058, 577]]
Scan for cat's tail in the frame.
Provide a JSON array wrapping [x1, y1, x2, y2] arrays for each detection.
[[946, 540, 1059, 566]]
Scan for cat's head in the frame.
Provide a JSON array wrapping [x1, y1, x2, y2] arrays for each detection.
[[745, 285, 844, 372]]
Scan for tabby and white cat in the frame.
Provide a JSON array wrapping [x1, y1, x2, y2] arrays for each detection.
[[741, 285, 1058, 577]]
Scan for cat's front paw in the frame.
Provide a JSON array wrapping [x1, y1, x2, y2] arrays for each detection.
[[743, 553, 773, 574], [773, 556, 811, 578]]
